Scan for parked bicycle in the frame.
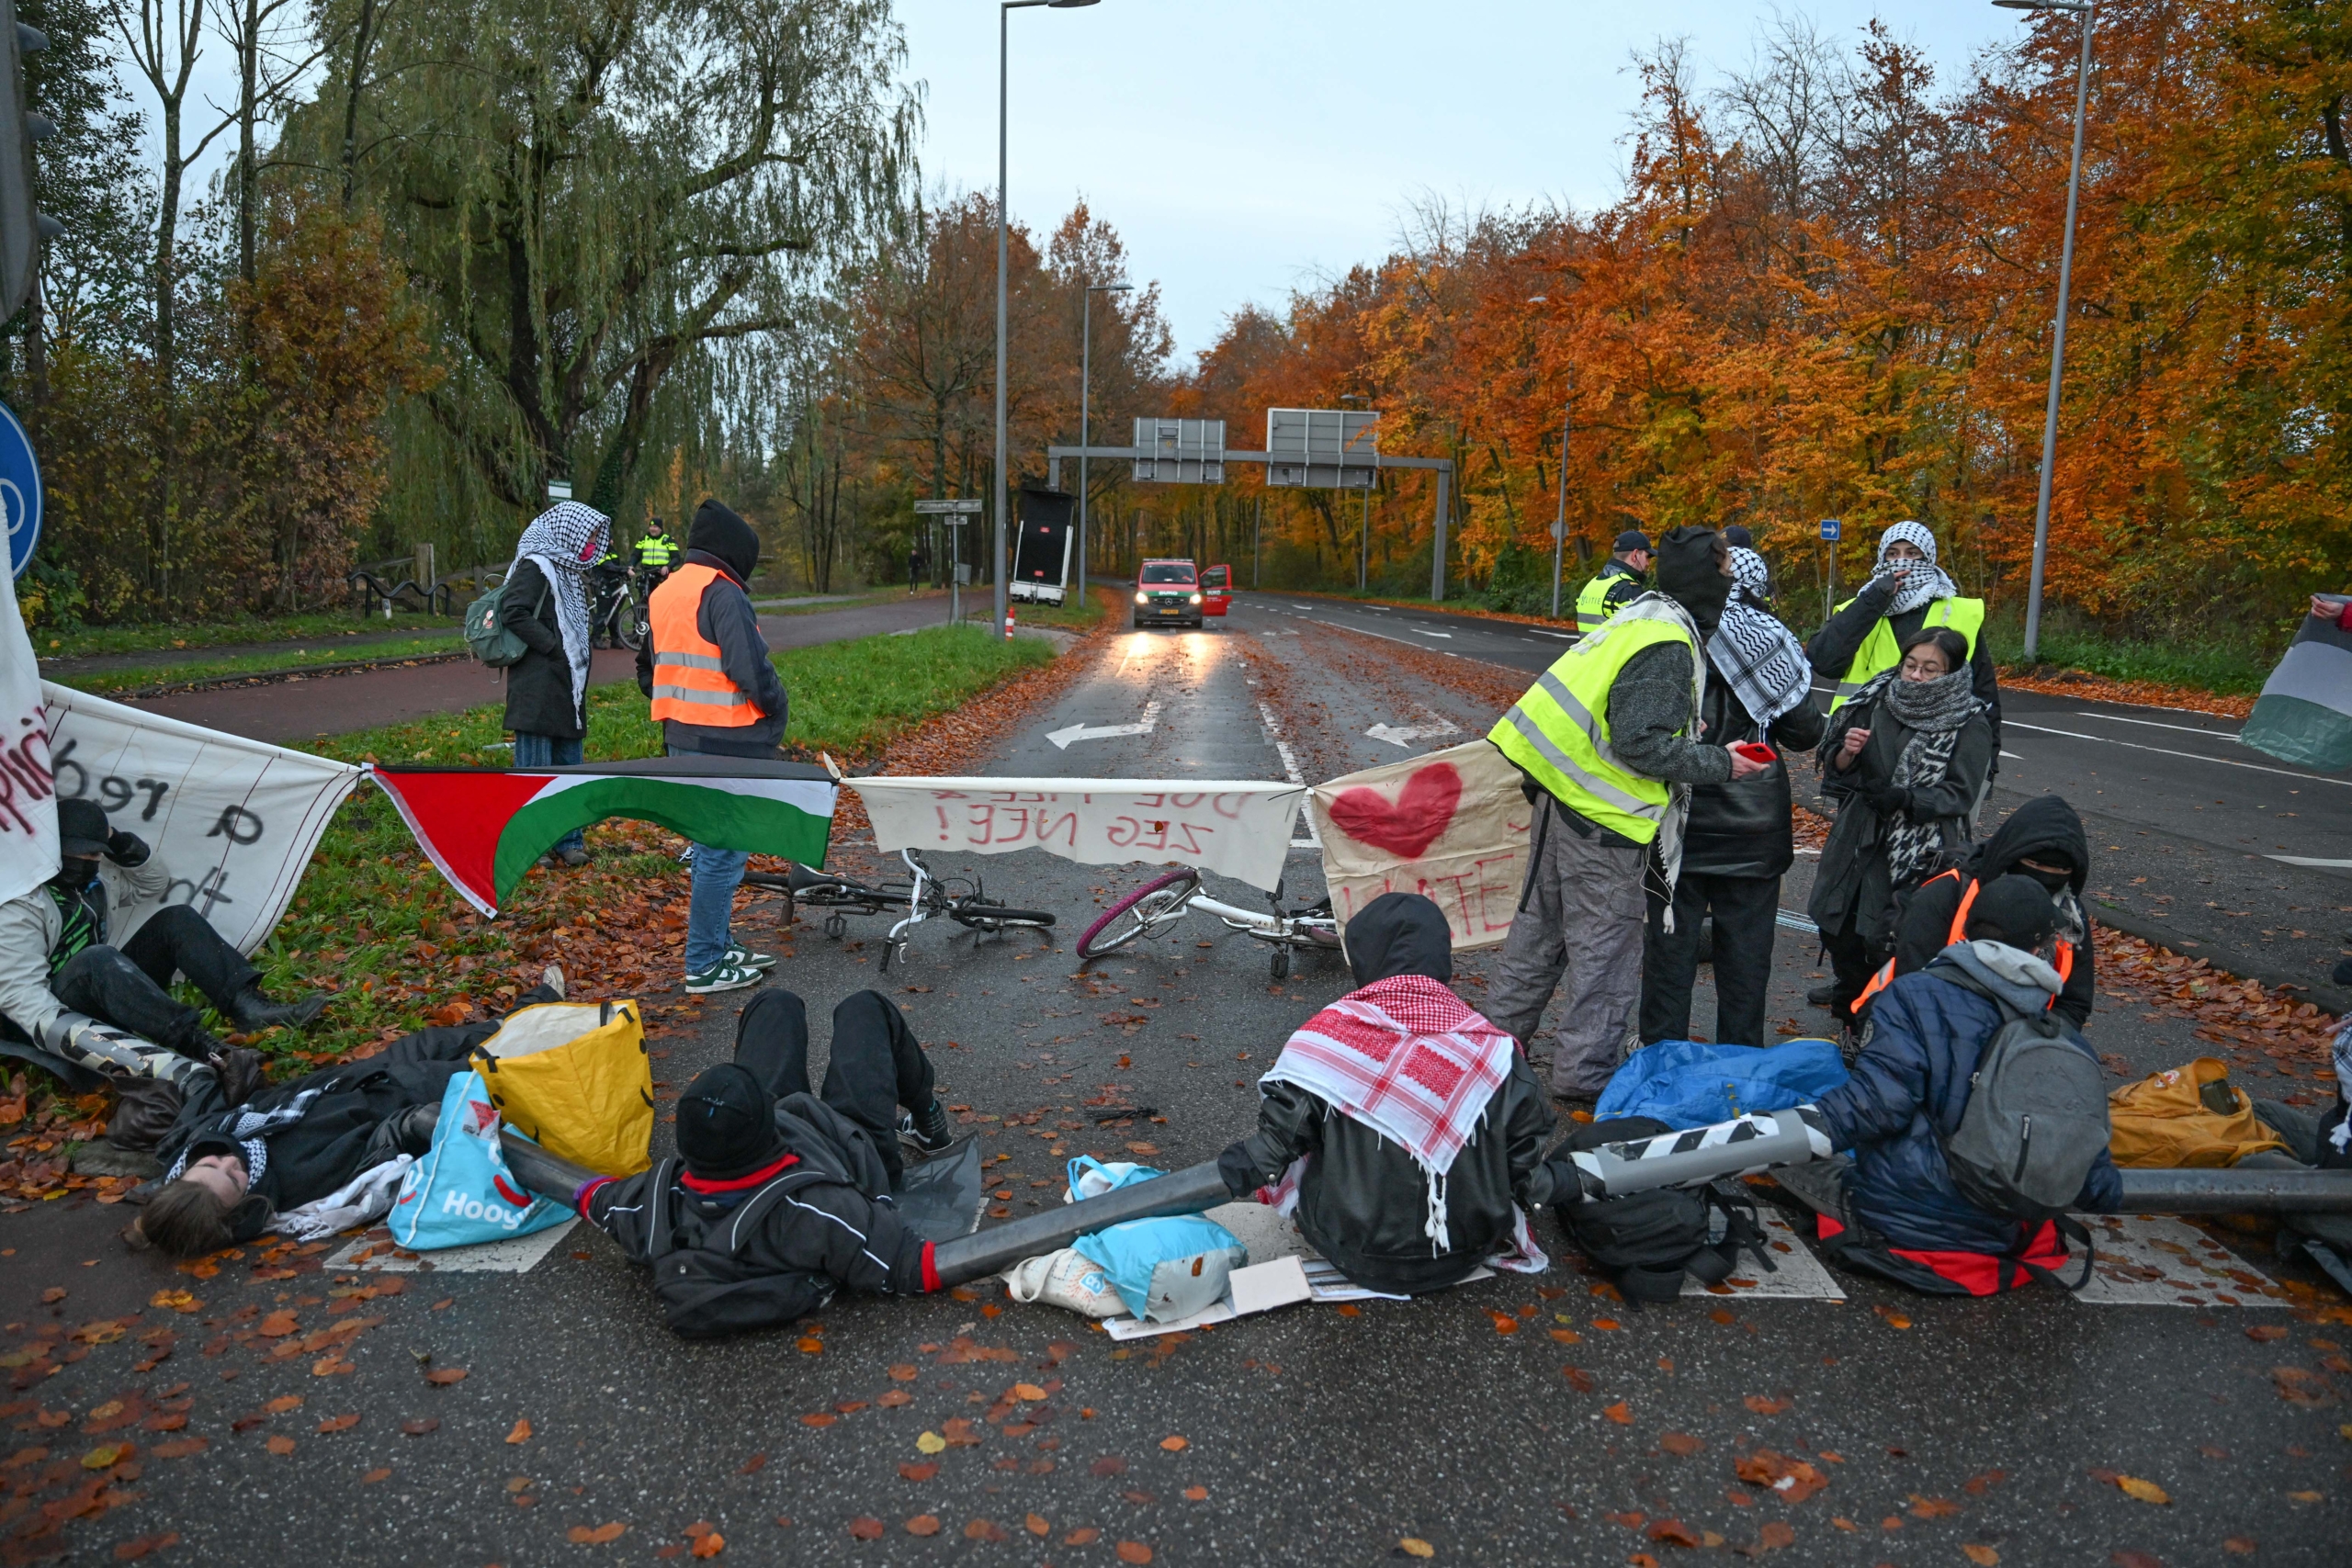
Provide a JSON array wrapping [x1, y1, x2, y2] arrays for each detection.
[[587, 562, 647, 651], [1076, 866, 1340, 981], [773, 850, 1055, 973]]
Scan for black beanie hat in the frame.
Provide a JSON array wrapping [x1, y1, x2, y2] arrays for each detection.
[[1722, 525, 1752, 548], [1963, 874, 2060, 953], [56, 798, 110, 858], [674, 1063, 784, 1180], [687, 499, 761, 583], [1655, 525, 1731, 630]]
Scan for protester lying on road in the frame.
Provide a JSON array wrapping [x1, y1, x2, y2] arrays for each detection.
[[1216, 893, 1568, 1296], [578, 987, 958, 1337], [1776, 876, 2122, 1295], [1862, 795, 2096, 1029], [129, 969, 570, 1257], [0, 799, 329, 1148]]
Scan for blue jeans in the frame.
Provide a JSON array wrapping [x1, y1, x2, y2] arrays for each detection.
[[511, 732, 585, 854], [685, 844, 749, 975]]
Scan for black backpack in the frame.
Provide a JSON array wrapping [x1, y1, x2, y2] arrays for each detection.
[[642, 1156, 838, 1338], [1556, 1118, 1777, 1305]]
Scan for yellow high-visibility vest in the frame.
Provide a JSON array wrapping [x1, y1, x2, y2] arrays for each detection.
[[1488, 614, 1694, 844], [1572, 565, 1638, 633], [1827, 596, 1985, 711]]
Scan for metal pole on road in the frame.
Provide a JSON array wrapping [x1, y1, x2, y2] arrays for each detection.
[[1080, 281, 1131, 610], [1998, 0, 2097, 664], [998, 0, 1102, 641]]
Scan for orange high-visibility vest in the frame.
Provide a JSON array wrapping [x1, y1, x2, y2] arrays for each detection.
[[1855, 872, 2075, 1012], [648, 563, 763, 727]]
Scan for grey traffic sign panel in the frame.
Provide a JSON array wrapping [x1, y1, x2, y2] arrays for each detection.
[[1132, 418, 1225, 484], [914, 498, 983, 514], [1266, 408, 1377, 490]]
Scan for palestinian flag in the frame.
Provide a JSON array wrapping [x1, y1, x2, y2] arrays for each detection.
[[371, 756, 837, 917], [2242, 605, 2352, 773]]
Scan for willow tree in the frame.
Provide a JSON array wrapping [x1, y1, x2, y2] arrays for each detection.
[[291, 0, 916, 513]]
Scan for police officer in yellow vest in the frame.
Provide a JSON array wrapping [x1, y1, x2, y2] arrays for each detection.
[[1571, 530, 1652, 635], [632, 517, 679, 581], [1486, 525, 1772, 1100], [1807, 520, 1999, 749], [635, 500, 790, 996]]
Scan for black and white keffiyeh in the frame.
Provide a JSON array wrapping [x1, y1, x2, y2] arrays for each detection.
[[1708, 547, 1811, 728], [1833, 664, 1984, 887], [1873, 520, 1961, 615], [510, 501, 612, 725]]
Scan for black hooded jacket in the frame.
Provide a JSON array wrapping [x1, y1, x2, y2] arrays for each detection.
[[634, 500, 790, 756], [1218, 895, 1562, 1295], [1890, 795, 2096, 1028]]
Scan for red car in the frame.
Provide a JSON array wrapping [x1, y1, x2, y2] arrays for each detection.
[[1201, 563, 1232, 617], [1133, 558, 1203, 628]]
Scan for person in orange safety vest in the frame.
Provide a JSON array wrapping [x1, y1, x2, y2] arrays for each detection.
[[636, 499, 789, 995]]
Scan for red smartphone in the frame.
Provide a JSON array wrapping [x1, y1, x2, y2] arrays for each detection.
[[1733, 741, 1778, 764]]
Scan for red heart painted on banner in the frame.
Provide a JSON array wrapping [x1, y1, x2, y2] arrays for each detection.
[[1327, 762, 1463, 860]]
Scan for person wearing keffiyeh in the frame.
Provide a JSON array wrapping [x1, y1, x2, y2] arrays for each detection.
[[1217, 894, 1567, 1295], [1638, 544, 1828, 1050], [1806, 520, 2001, 756], [500, 500, 613, 866]]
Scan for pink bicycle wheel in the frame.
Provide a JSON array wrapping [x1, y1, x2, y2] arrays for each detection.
[[1075, 866, 1202, 959]]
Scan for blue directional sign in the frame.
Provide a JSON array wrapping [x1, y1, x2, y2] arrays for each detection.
[[1819, 518, 1840, 542], [0, 400, 41, 579]]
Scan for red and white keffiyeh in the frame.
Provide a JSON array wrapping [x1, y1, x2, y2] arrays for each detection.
[[1258, 975, 1544, 1269]]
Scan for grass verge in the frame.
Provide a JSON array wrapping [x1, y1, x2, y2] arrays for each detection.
[[1976, 604, 2283, 697], [55, 635, 465, 694], [35, 609, 462, 662]]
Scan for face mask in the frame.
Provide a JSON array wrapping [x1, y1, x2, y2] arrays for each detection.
[[2019, 864, 2073, 893]]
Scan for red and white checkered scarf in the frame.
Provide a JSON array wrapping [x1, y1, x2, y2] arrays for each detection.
[[1260, 975, 1540, 1263]]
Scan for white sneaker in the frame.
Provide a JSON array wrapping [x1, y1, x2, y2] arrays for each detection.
[[683, 960, 761, 995]]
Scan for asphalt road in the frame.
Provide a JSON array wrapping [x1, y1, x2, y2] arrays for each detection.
[[4, 611, 2346, 1564]]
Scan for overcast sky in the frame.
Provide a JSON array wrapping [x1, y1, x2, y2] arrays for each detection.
[[899, 0, 2028, 362]]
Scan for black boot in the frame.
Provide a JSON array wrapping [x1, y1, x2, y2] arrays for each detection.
[[227, 986, 328, 1033]]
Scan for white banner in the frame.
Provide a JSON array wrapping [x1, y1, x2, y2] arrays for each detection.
[[41, 682, 364, 954], [850, 778, 1306, 892], [0, 566, 59, 905], [1310, 739, 1531, 950]]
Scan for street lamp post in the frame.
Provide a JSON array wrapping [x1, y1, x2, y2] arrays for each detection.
[[1549, 392, 1572, 620], [1340, 394, 1372, 590], [997, 0, 1102, 640], [1996, 0, 2096, 664], [1080, 281, 1131, 613]]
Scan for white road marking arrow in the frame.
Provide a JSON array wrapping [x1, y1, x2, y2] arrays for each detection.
[[1047, 700, 1162, 750], [1366, 720, 1461, 749]]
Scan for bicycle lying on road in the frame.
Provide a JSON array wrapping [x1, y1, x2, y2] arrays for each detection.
[[1076, 866, 1340, 981], [763, 850, 1055, 973]]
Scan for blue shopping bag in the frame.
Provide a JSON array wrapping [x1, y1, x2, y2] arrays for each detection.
[[388, 1070, 573, 1249], [1062, 1156, 1246, 1321], [1596, 1038, 1850, 1130]]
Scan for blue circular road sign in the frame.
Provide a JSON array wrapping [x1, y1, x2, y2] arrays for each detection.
[[0, 401, 40, 579]]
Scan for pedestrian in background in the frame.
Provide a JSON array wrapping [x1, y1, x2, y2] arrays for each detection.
[[639, 499, 789, 995], [1487, 525, 1770, 1100], [1572, 530, 1652, 634], [1807, 626, 1992, 1035], [1641, 546, 1825, 1048], [502, 500, 611, 868]]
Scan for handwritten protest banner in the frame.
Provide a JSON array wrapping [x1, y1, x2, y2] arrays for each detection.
[[850, 778, 1306, 892], [0, 563, 58, 905], [41, 683, 363, 954], [1309, 739, 1529, 950]]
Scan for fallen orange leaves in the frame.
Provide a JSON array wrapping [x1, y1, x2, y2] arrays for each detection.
[[567, 1522, 627, 1545]]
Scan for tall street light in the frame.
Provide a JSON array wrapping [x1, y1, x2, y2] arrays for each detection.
[[1528, 294, 1571, 621], [1996, 0, 2096, 664], [997, 0, 1102, 639], [1080, 280, 1132, 605], [1340, 393, 1373, 590]]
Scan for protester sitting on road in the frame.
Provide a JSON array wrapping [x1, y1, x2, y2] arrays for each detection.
[[130, 969, 569, 1258], [1487, 525, 1773, 1100], [1640, 544, 1826, 1049], [1857, 795, 2096, 1030], [1216, 894, 1564, 1296], [1808, 523, 1998, 750], [1778, 876, 2122, 1295], [1807, 626, 1993, 1033], [636, 499, 791, 995], [579, 987, 957, 1337], [0, 799, 325, 1141], [502, 500, 613, 869], [1571, 529, 1652, 634]]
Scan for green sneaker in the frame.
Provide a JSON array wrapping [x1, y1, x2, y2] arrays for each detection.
[[725, 942, 776, 972], [683, 960, 762, 996]]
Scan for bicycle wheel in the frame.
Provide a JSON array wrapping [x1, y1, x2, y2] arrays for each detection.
[[618, 589, 646, 651], [1076, 867, 1201, 959], [952, 902, 1057, 932]]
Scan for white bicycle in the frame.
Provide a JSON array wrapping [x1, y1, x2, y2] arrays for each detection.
[[1075, 867, 1340, 981]]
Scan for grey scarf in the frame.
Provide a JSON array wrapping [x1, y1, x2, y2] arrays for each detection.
[[1835, 666, 1981, 886]]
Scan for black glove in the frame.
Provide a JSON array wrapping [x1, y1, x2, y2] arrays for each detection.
[[104, 829, 150, 867], [1542, 1153, 1588, 1209], [1861, 781, 1910, 818], [1217, 1140, 1265, 1200]]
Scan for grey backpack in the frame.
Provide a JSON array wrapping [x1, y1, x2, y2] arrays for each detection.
[[1933, 968, 2109, 1223]]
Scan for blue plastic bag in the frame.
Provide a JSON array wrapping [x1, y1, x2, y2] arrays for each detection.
[[1063, 1157, 1245, 1321], [388, 1070, 573, 1249], [1596, 1038, 1849, 1130]]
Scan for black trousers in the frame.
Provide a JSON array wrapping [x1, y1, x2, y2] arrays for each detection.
[[732, 987, 935, 1189], [51, 905, 260, 1055], [1820, 906, 1877, 1026], [1641, 873, 1781, 1048]]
